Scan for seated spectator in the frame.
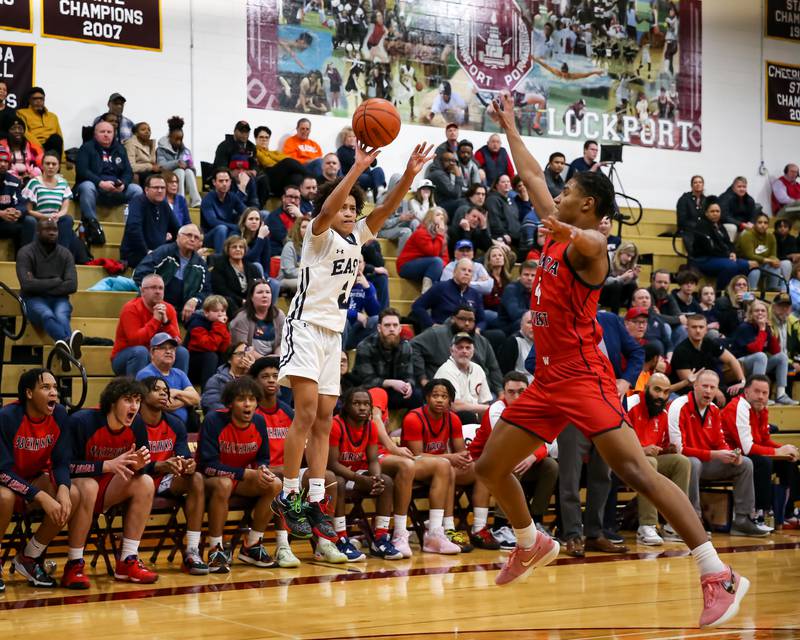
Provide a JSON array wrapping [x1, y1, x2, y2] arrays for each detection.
[[566, 139, 600, 180], [790, 263, 800, 315], [397, 207, 448, 292], [343, 260, 380, 350], [266, 184, 304, 257], [185, 294, 231, 388], [425, 151, 463, 217], [361, 237, 390, 310], [676, 175, 708, 240], [136, 333, 200, 426], [133, 224, 212, 324], [736, 212, 790, 291], [624, 305, 648, 346], [600, 240, 639, 313], [669, 314, 746, 400], [689, 197, 752, 290], [774, 218, 800, 264], [229, 279, 285, 356], [337, 126, 385, 199], [408, 179, 436, 223], [200, 167, 246, 253], [124, 122, 160, 186], [111, 273, 188, 376], [298, 176, 317, 215], [772, 163, 800, 220], [648, 269, 687, 347], [156, 116, 202, 206], [698, 284, 722, 334], [484, 245, 511, 315], [16, 86, 63, 156], [317, 152, 341, 186], [210, 235, 261, 317], [75, 121, 142, 230], [253, 125, 305, 200], [278, 217, 308, 295], [449, 204, 491, 259], [201, 342, 256, 413], [719, 176, 759, 233], [474, 133, 514, 187], [0, 147, 26, 248], [485, 175, 520, 251], [524, 224, 547, 263], [238, 207, 270, 277], [352, 307, 422, 411], [630, 290, 671, 356], [120, 174, 179, 268], [93, 92, 134, 142], [435, 122, 460, 157], [598, 214, 621, 254], [433, 333, 492, 424], [730, 299, 798, 405], [456, 139, 482, 192], [441, 239, 492, 295], [721, 375, 800, 526], [281, 118, 323, 170], [671, 269, 703, 317], [497, 310, 534, 381], [450, 183, 487, 232], [544, 152, 566, 198], [412, 258, 485, 330], [1, 116, 42, 183], [21, 151, 75, 248], [163, 169, 191, 227], [496, 260, 536, 333], [376, 174, 418, 250], [16, 218, 81, 358], [667, 370, 768, 537], [213, 120, 261, 207], [512, 175, 534, 223], [714, 274, 753, 337]]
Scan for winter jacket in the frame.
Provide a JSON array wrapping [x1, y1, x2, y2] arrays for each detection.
[[156, 136, 195, 170], [201, 364, 235, 413], [352, 333, 415, 388], [120, 193, 179, 268], [76, 139, 133, 187], [133, 242, 211, 312]]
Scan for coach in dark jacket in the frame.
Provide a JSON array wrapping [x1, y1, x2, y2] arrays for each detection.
[[120, 176, 179, 268]]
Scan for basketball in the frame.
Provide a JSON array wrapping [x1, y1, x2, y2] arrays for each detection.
[[351, 98, 401, 148], [415, 80, 424, 92]]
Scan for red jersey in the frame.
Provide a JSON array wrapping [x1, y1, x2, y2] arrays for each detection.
[[68, 409, 149, 476], [530, 238, 606, 369], [198, 410, 270, 480], [720, 396, 781, 456], [136, 414, 191, 464], [469, 400, 547, 460], [256, 402, 294, 468], [625, 391, 669, 448], [667, 393, 727, 461], [330, 416, 378, 471], [401, 406, 463, 455]]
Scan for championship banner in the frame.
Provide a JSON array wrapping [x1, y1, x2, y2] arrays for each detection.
[[0, 41, 35, 109], [766, 60, 800, 126], [246, 0, 703, 152], [765, 0, 800, 42], [0, 0, 32, 33], [41, 0, 162, 51]]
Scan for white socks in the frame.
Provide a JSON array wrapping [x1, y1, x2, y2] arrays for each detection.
[[24, 536, 47, 558], [208, 535, 223, 549], [429, 509, 444, 532], [691, 541, 726, 575], [334, 516, 347, 535], [393, 514, 407, 532], [472, 507, 489, 533], [120, 538, 140, 560], [68, 547, 84, 561], [443, 516, 455, 531], [283, 477, 300, 495], [308, 477, 325, 503], [275, 530, 289, 547], [246, 530, 263, 547], [185, 530, 201, 553], [514, 522, 538, 548], [375, 515, 390, 532]]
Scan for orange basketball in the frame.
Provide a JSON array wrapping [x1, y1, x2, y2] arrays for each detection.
[[352, 98, 401, 148]]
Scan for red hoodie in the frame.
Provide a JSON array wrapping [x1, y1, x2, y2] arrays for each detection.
[[396, 227, 449, 271]]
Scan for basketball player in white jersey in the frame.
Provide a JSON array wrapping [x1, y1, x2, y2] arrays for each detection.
[[273, 140, 435, 539]]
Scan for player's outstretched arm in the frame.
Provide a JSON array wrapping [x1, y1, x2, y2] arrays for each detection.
[[313, 142, 381, 235], [487, 92, 556, 221], [366, 142, 435, 235]]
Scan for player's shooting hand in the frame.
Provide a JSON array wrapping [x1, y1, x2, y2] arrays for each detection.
[[406, 142, 435, 175], [355, 142, 381, 168], [487, 92, 517, 132], [542, 217, 577, 243]]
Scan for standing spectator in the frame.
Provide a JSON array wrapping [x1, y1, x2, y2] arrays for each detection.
[[133, 224, 212, 324], [449, 205, 491, 259], [337, 126, 385, 200], [408, 179, 436, 223], [433, 333, 493, 424], [0, 116, 42, 183], [719, 176, 759, 232], [772, 163, 800, 219], [281, 118, 323, 167], [75, 121, 142, 229], [16, 86, 63, 155], [425, 151, 464, 217], [397, 207, 448, 292], [736, 212, 791, 291], [565, 139, 601, 180], [440, 240, 493, 295], [212, 121, 261, 207], [200, 168, 246, 254], [497, 310, 534, 380], [210, 236, 261, 317], [21, 151, 74, 248], [774, 218, 800, 264], [412, 258, 485, 330], [456, 140, 482, 192], [0, 80, 16, 140], [483, 245, 511, 315], [253, 125, 305, 200], [120, 174, 179, 268], [238, 207, 271, 276], [689, 198, 752, 290], [544, 152, 566, 198], [676, 175, 708, 238], [163, 170, 191, 228], [156, 116, 202, 206], [342, 260, 380, 350], [229, 279, 285, 357], [124, 122, 160, 186], [278, 217, 308, 295], [16, 218, 81, 358], [93, 92, 134, 142], [111, 273, 188, 375], [485, 175, 520, 250], [200, 342, 256, 413], [266, 185, 304, 256], [0, 147, 26, 249], [497, 260, 536, 333], [474, 133, 515, 187], [729, 300, 797, 405], [185, 295, 231, 388], [600, 241, 639, 313]]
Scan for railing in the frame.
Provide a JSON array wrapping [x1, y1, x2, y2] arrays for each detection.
[[45, 347, 88, 413], [0, 280, 27, 340]]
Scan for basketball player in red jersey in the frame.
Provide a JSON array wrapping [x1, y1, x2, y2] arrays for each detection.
[[475, 93, 749, 628]]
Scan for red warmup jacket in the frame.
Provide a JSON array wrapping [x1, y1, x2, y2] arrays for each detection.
[[111, 296, 181, 359], [667, 392, 728, 461], [396, 227, 449, 272], [625, 391, 669, 448], [720, 396, 782, 456]]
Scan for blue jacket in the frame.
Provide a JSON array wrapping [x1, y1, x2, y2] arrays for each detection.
[[347, 282, 380, 324], [245, 236, 271, 274], [76, 139, 133, 187], [170, 194, 191, 227], [266, 207, 291, 256], [200, 189, 245, 233], [120, 194, 179, 267], [0, 171, 25, 213], [412, 279, 485, 330], [497, 281, 531, 333]]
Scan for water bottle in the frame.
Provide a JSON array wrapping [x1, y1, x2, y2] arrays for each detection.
[[78, 223, 85, 241], [123, 204, 129, 222]]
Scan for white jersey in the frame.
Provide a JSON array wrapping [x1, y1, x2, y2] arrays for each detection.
[[286, 217, 373, 333]]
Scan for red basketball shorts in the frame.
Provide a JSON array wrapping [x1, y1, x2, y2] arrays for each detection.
[[13, 472, 56, 513], [500, 357, 626, 443], [94, 473, 116, 514]]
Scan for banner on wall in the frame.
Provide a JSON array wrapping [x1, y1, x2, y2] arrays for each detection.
[[0, 0, 32, 33], [246, 0, 703, 152], [0, 41, 35, 108], [765, 0, 800, 42], [766, 60, 800, 126], [41, 0, 162, 51]]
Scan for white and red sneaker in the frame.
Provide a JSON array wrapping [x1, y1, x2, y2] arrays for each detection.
[[422, 527, 461, 555], [114, 556, 158, 584], [495, 532, 559, 586], [699, 566, 750, 627], [391, 528, 413, 558]]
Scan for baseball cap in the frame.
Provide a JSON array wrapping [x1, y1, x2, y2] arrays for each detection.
[[235, 120, 251, 132], [451, 331, 474, 345], [454, 239, 474, 251], [417, 178, 434, 190], [108, 92, 126, 103], [625, 307, 649, 321], [150, 332, 178, 348], [773, 292, 791, 305]]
